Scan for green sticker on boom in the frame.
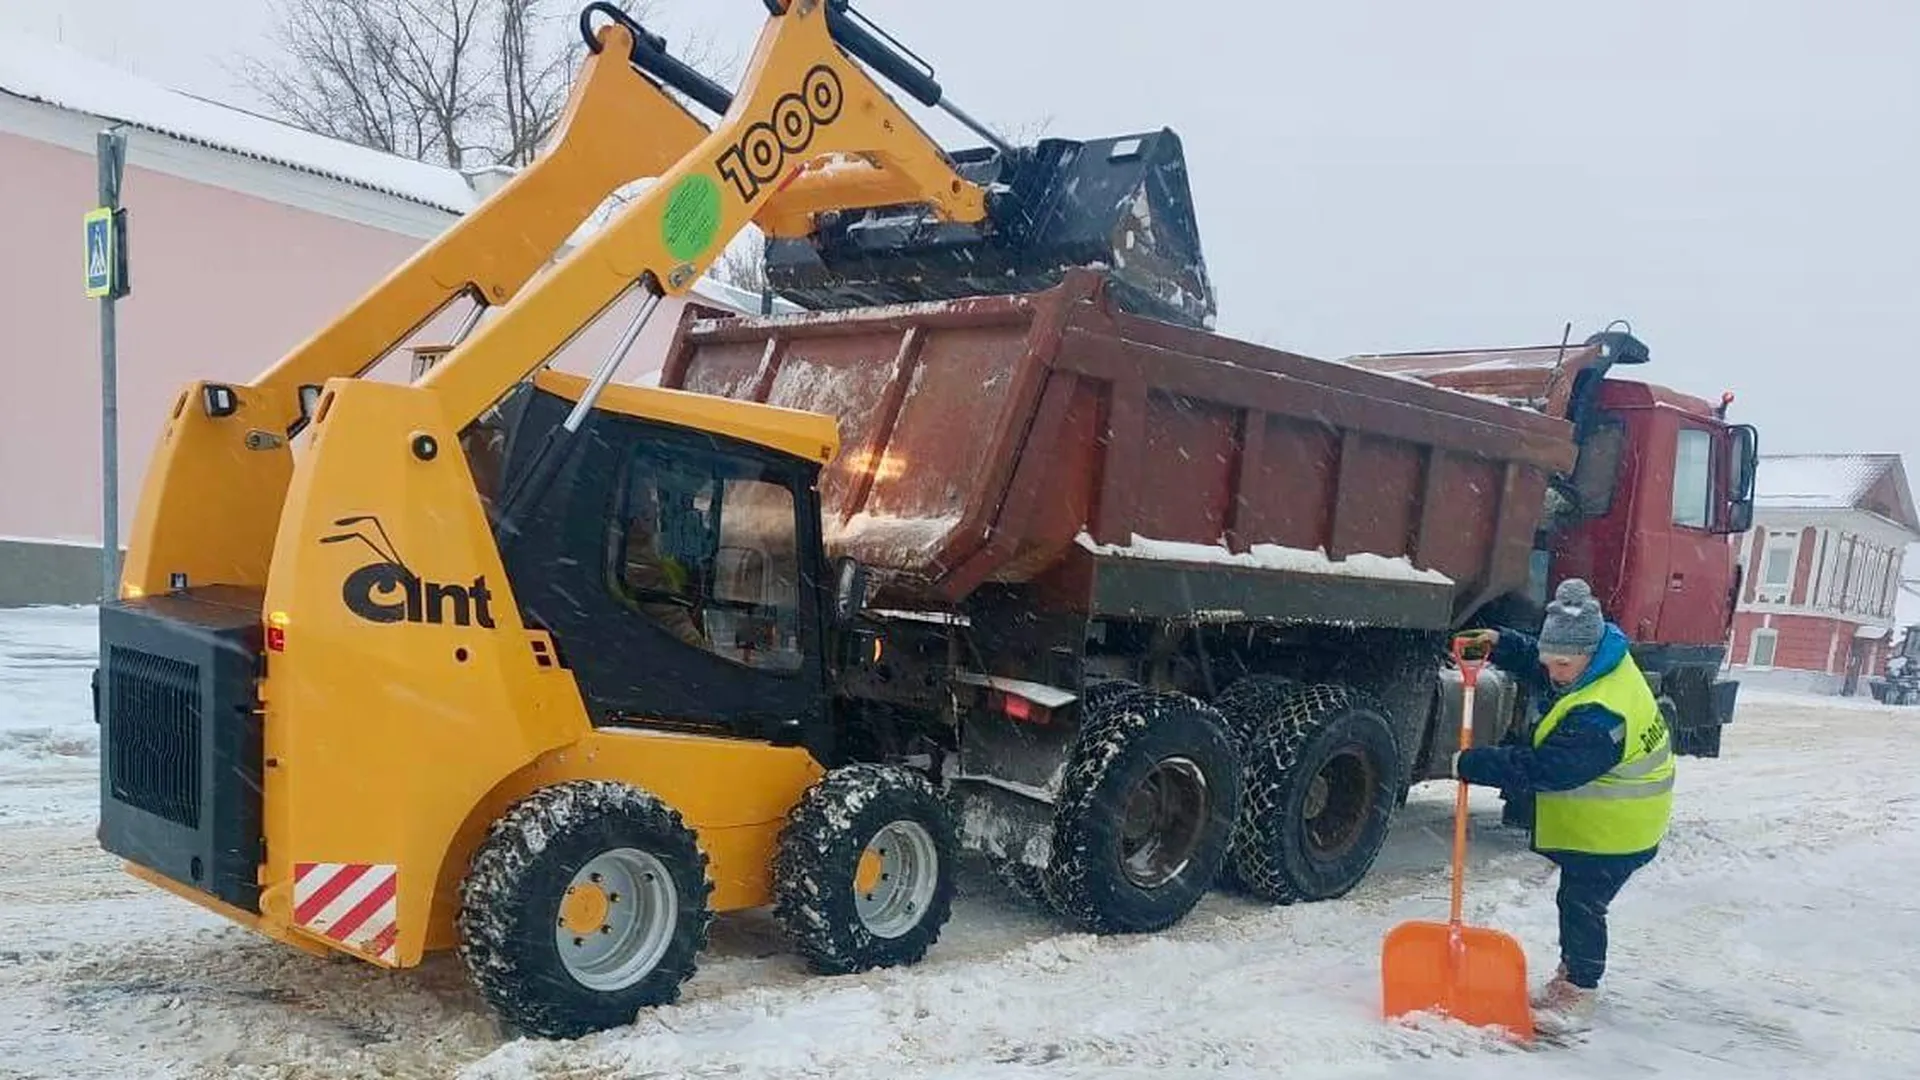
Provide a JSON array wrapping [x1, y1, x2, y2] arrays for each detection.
[[662, 174, 722, 262]]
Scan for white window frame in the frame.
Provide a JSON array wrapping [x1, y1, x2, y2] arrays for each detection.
[[1756, 531, 1799, 603], [1748, 627, 1779, 669]]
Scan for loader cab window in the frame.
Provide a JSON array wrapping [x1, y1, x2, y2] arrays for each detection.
[[609, 442, 805, 674]]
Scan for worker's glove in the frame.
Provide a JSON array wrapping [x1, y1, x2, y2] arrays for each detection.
[[1450, 751, 1462, 778], [1455, 628, 1499, 652]]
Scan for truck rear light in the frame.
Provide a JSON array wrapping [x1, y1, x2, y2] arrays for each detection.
[[993, 690, 1049, 725]]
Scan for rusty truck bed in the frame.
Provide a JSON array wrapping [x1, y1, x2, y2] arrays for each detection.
[[657, 269, 1577, 627]]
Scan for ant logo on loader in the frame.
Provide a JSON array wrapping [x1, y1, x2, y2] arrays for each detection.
[[715, 63, 843, 202], [320, 515, 497, 629]]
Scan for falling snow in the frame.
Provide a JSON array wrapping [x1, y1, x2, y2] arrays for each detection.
[[3, 606, 1917, 1078]]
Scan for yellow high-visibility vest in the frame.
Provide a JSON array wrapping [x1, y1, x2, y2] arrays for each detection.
[[1532, 650, 1674, 855]]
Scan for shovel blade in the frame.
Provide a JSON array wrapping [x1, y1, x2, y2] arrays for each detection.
[[1381, 919, 1534, 1038]]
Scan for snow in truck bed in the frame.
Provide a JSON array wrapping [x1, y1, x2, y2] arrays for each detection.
[[2, 605, 1917, 1078]]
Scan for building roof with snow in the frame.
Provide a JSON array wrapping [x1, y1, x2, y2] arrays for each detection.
[[0, 32, 479, 214], [0, 30, 778, 310], [1756, 453, 1919, 535]]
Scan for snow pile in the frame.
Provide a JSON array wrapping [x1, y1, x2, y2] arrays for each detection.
[[0, 605, 98, 771], [6, 605, 1920, 1078], [1075, 530, 1454, 586]]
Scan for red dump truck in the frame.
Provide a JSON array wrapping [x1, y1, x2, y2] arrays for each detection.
[[533, 268, 1756, 934]]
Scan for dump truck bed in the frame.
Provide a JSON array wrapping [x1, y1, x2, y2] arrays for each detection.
[[658, 270, 1576, 627]]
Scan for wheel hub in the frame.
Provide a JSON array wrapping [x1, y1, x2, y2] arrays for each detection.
[[1302, 746, 1377, 861], [1118, 756, 1209, 889], [853, 820, 940, 939], [559, 882, 611, 935], [554, 848, 679, 992]]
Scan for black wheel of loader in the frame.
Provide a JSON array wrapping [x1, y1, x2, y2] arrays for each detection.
[[1045, 689, 1241, 934], [772, 763, 959, 975], [1229, 683, 1401, 905], [457, 780, 712, 1040]]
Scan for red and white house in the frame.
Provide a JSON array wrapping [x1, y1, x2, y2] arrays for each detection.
[[1727, 453, 1919, 695]]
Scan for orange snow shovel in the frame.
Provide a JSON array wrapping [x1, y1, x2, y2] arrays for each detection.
[[1381, 633, 1533, 1040]]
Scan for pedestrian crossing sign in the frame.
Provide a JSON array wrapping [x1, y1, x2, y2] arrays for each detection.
[[84, 207, 115, 298]]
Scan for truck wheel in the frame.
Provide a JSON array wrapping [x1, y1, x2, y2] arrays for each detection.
[[1211, 674, 1297, 755], [457, 780, 712, 1040], [1046, 689, 1241, 934], [772, 763, 958, 976], [1229, 684, 1400, 905]]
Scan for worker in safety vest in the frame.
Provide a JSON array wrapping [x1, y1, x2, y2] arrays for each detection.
[[1451, 577, 1674, 1029]]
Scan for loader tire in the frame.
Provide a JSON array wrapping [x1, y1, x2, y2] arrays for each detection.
[[457, 780, 712, 1040], [1228, 683, 1400, 906], [1046, 689, 1241, 934], [773, 763, 958, 976]]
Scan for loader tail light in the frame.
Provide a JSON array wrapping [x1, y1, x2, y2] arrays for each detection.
[[266, 611, 290, 653]]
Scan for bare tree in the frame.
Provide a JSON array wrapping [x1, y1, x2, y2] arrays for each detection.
[[240, 0, 733, 168]]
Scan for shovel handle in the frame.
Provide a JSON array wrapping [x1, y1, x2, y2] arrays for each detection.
[[1448, 634, 1489, 928]]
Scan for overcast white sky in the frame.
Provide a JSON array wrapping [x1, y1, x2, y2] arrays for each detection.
[[4, 0, 1917, 617]]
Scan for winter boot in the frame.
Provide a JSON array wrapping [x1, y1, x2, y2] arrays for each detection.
[[1531, 967, 1597, 1033]]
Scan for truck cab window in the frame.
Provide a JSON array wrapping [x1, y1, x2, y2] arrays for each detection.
[[610, 443, 805, 674], [1672, 427, 1712, 528], [1565, 420, 1626, 518]]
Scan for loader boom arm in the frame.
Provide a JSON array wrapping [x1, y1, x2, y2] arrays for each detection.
[[121, 1, 994, 597], [118, 21, 716, 595], [418, 1, 987, 429]]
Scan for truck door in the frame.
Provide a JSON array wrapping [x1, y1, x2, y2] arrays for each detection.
[[1655, 420, 1735, 645]]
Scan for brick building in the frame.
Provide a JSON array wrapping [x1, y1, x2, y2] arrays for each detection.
[[1727, 453, 1918, 695]]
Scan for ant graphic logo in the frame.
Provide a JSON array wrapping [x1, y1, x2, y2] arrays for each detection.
[[319, 515, 497, 629]]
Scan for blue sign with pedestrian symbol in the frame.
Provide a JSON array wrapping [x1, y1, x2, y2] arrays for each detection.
[[84, 207, 115, 298]]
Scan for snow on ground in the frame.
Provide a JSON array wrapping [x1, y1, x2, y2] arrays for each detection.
[[2, 606, 1918, 1079]]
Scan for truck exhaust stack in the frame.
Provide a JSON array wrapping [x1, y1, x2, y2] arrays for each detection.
[[766, 130, 1217, 331]]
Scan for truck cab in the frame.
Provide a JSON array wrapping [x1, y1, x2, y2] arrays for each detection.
[[1344, 330, 1760, 757]]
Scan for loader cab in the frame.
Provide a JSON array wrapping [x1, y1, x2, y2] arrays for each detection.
[[464, 375, 841, 755]]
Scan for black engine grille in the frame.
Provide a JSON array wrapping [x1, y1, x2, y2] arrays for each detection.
[[96, 587, 265, 913], [106, 646, 202, 829]]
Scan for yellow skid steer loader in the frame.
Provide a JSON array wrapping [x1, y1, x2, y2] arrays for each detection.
[[93, 0, 1212, 1039]]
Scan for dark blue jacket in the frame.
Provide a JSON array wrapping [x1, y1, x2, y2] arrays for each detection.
[[1455, 621, 1658, 869], [1455, 621, 1632, 794]]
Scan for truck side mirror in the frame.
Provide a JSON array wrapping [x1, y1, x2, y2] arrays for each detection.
[[1722, 423, 1759, 534], [831, 555, 870, 627]]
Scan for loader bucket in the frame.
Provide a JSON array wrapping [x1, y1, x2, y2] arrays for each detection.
[[764, 129, 1217, 330]]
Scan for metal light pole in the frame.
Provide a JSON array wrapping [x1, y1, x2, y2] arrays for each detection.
[[89, 126, 129, 601]]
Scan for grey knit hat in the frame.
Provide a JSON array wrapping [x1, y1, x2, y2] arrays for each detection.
[[1538, 578, 1605, 657]]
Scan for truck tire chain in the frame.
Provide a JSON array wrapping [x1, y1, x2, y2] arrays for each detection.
[[1046, 688, 1240, 934], [1228, 682, 1399, 906]]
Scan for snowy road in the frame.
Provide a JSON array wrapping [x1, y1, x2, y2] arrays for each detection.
[[3, 605, 1917, 1079]]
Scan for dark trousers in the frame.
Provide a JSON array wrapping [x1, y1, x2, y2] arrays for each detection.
[[1551, 847, 1656, 989]]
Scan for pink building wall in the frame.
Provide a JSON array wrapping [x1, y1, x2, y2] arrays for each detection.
[[0, 129, 702, 550]]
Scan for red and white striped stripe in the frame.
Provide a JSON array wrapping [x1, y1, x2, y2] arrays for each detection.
[[292, 862, 399, 964]]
